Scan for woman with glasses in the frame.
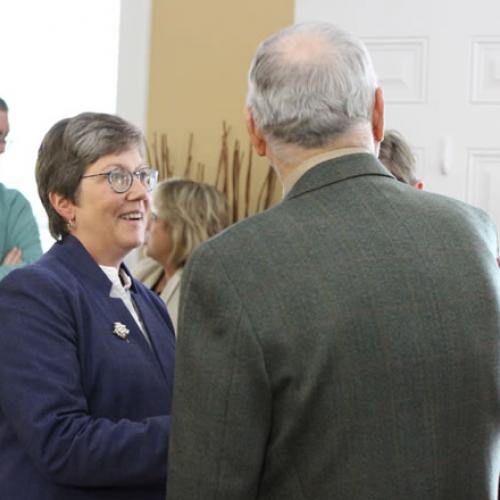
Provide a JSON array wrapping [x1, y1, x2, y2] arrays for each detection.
[[134, 178, 229, 332], [0, 112, 175, 500]]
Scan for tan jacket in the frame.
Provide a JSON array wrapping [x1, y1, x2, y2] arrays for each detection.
[[133, 257, 182, 334]]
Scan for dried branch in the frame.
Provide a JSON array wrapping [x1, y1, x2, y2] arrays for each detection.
[[183, 133, 194, 178], [256, 167, 269, 213], [152, 132, 160, 176], [161, 134, 171, 179], [231, 140, 241, 224], [244, 140, 253, 218], [215, 122, 230, 191], [256, 166, 277, 213], [264, 166, 277, 209]]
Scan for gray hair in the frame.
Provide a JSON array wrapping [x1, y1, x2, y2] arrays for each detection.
[[246, 22, 378, 148], [35, 112, 144, 240], [378, 129, 418, 185], [0, 98, 8, 112]]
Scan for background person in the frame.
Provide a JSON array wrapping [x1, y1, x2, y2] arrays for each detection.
[[0, 97, 42, 280], [0, 112, 175, 500], [134, 177, 229, 332], [166, 22, 500, 500], [378, 128, 424, 189]]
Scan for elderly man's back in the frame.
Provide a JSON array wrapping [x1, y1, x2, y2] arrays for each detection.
[[168, 153, 500, 499]]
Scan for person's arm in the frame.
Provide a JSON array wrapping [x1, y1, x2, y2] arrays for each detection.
[[0, 190, 43, 280], [0, 268, 170, 487], [1, 246, 22, 265], [166, 243, 271, 500]]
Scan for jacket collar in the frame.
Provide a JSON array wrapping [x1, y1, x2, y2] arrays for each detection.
[[49, 235, 137, 293], [285, 153, 395, 202]]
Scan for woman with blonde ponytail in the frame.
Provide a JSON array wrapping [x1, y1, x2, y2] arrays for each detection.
[[135, 178, 229, 332]]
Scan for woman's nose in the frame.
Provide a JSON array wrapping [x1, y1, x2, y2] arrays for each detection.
[[127, 174, 149, 200]]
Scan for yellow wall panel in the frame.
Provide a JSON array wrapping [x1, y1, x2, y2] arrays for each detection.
[[147, 0, 293, 215]]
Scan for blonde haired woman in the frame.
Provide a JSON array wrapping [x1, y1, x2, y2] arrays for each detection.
[[134, 178, 229, 332]]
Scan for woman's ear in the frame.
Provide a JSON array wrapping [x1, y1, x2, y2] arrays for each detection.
[[49, 192, 76, 222]]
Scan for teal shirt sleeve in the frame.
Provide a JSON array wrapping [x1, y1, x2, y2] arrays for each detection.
[[0, 184, 43, 281]]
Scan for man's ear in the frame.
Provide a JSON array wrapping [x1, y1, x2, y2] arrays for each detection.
[[245, 107, 267, 157], [372, 87, 385, 144], [49, 192, 76, 221]]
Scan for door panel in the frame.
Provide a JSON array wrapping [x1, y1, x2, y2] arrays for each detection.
[[296, 0, 500, 230]]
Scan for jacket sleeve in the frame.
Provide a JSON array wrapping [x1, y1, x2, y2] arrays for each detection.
[[0, 189, 43, 280], [0, 267, 170, 487], [166, 243, 271, 500]]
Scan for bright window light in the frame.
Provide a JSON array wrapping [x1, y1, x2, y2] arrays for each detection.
[[0, 0, 121, 250]]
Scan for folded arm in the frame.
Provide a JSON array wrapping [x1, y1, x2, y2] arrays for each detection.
[[0, 191, 43, 279]]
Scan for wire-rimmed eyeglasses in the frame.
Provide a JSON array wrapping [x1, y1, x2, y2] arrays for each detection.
[[81, 165, 158, 194]]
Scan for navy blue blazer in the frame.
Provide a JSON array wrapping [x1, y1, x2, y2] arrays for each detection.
[[0, 236, 175, 500]]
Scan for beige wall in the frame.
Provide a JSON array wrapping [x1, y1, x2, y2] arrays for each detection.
[[147, 0, 294, 216]]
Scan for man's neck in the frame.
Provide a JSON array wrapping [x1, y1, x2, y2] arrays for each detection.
[[269, 130, 377, 195]]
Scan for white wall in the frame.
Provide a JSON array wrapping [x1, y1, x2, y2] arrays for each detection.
[[0, 0, 152, 253], [116, 0, 152, 132]]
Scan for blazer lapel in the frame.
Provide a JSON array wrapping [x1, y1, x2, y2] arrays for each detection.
[[97, 287, 153, 352], [52, 236, 168, 365], [131, 289, 175, 384]]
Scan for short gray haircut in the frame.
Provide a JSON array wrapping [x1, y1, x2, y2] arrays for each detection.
[[35, 112, 144, 240], [378, 129, 418, 185], [247, 22, 378, 148], [0, 98, 8, 112]]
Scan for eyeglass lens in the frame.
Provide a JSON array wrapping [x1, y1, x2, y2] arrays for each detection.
[[108, 167, 157, 193]]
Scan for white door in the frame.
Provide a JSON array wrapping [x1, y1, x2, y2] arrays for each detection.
[[296, 0, 500, 231]]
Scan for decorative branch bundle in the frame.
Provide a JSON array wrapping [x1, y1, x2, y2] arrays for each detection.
[[147, 122, 279, 222]]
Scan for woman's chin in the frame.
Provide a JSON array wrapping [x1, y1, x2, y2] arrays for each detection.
[[121, 237, 145, 257]]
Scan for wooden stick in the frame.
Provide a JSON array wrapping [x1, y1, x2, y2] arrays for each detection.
[[152, 132, 160, 178], [184, 132, 193, 178], [215, 122, 230, 191], [256, 168, 269, 212], [264, 166, 277, 209], [231, 140, 241, 223], [161, 133, 171, 179], [244, 140, 253, 218]]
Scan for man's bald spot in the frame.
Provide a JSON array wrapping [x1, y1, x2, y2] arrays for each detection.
[[272, 31, 335, 65]]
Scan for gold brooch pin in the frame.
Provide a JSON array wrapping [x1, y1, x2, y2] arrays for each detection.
[[113, 322, 130, 341]]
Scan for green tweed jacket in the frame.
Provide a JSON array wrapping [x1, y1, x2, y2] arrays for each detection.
[[167, 153, 500, 500]]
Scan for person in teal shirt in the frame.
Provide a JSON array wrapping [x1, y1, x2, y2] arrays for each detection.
[[0, 98, 42, 280]]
